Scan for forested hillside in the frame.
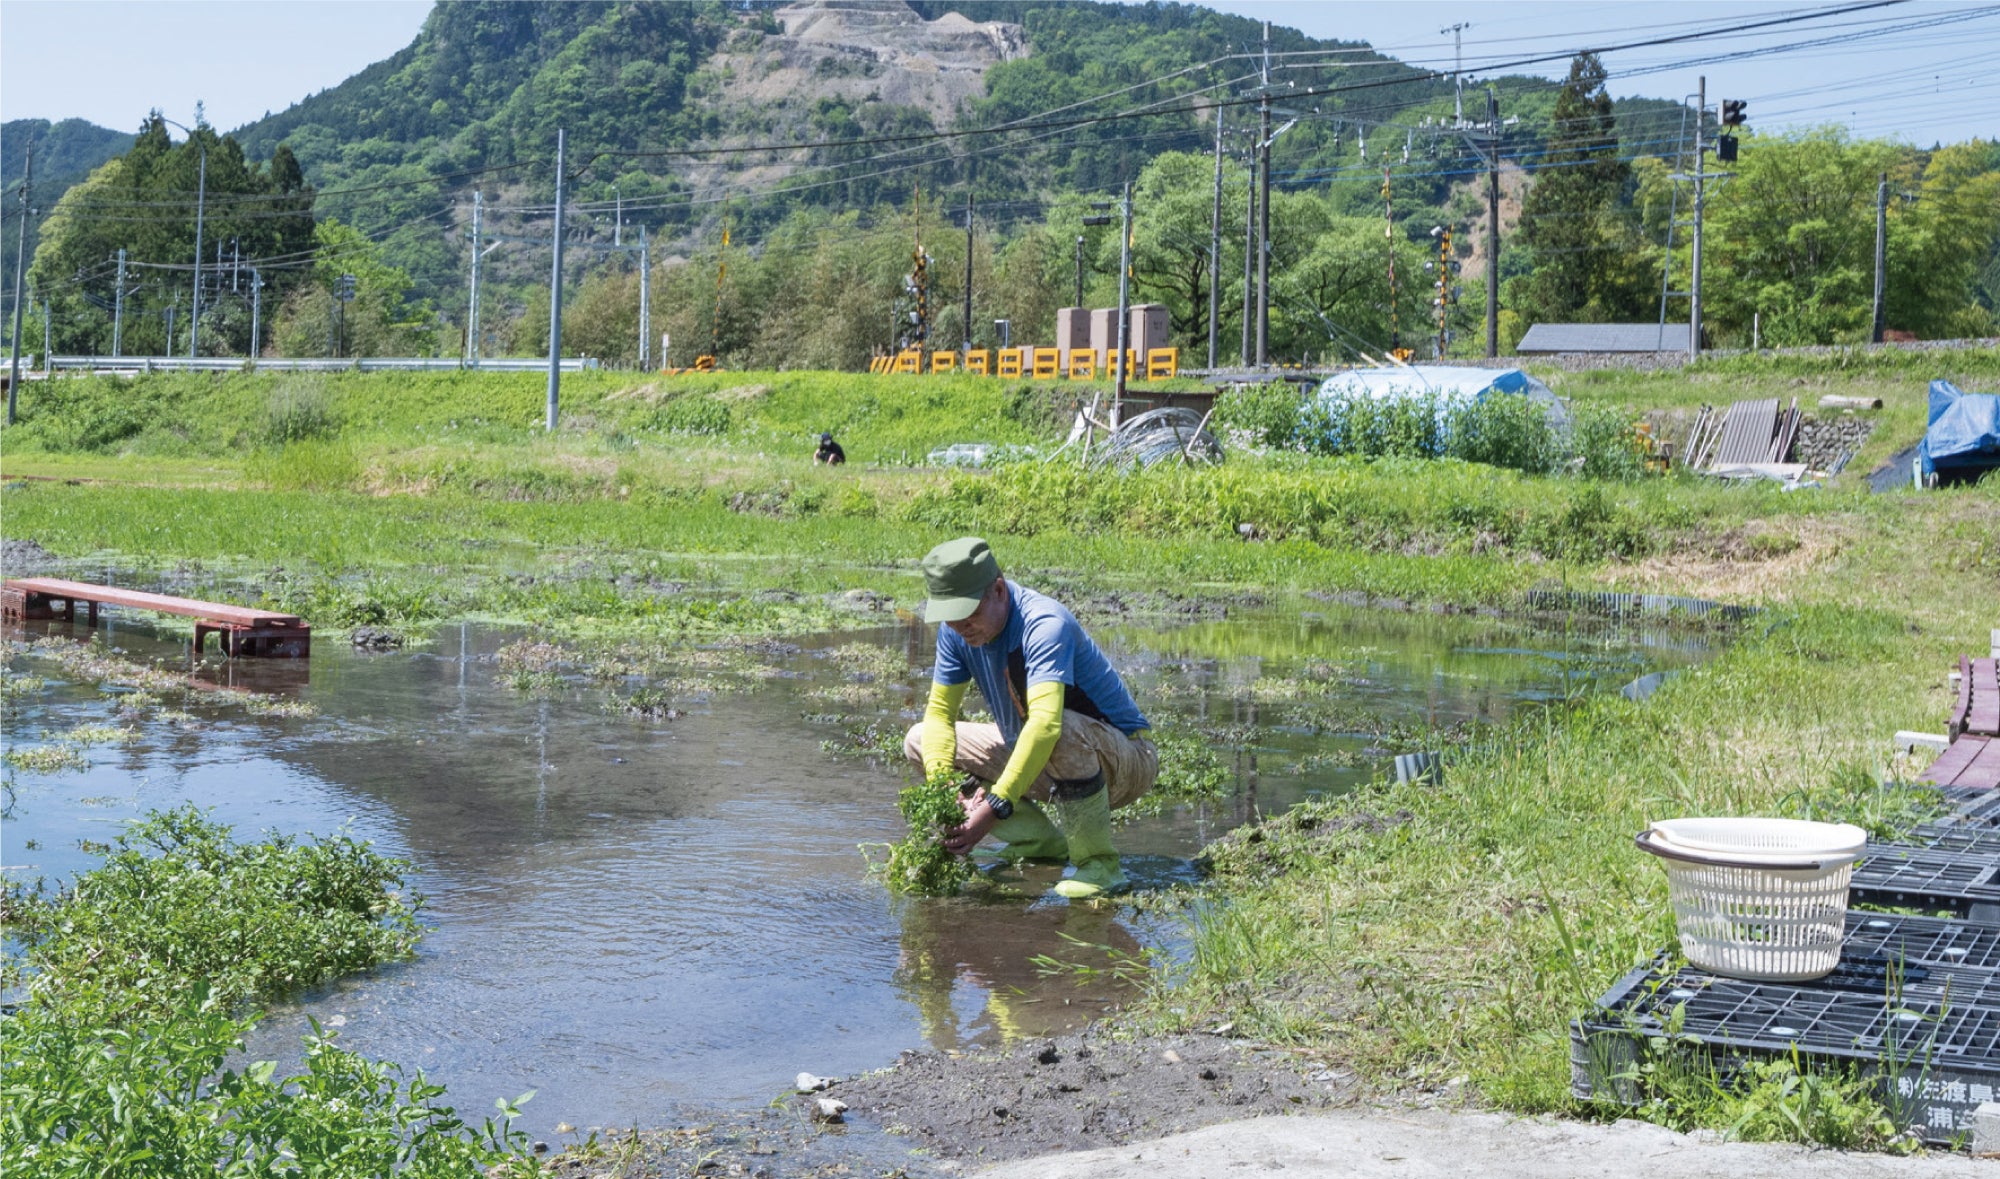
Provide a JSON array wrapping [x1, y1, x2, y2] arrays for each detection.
[[11, 0, 1999, 367]]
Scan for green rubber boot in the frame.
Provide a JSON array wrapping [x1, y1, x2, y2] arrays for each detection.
[[989, 799, 1069, 862], [1047, 784, 1127, 900]]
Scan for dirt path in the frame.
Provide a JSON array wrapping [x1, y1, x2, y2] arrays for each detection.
[[975, 1108, 1995, 1178]]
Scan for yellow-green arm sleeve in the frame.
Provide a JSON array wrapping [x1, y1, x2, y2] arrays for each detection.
[[921, 681, 968, 779], [990, 681, 1065, 804]]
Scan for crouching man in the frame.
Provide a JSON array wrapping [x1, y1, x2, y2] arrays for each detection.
[[904, 537, 1158, 899]]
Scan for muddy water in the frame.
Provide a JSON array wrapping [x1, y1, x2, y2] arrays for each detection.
[[1, 605, 1702, 1136]]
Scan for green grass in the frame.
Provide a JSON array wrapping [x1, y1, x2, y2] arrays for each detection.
[[3, 354, 1997, 1151]]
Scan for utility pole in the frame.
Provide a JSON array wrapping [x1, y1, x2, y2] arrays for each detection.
[[113, 248, 128, 358], [1241, 161, 1255, 366], [546, 128, 565, 431], [963, 190, 974, 357], [1385, 168, 1401, 356], [1208, 102, 1224, 369], [6, 142, 29, 425], [1689, 76, 1705, 362], [1442, 22, 1470, 124], [1073, 235, 1086, 308], [1113, 181, 1133, 425], [1485, 88, 1500, 358], [249, 267, 262, 362], [639, 224, 652, 370], [1871, 171, 1888, 344], [42, 299, 50, 369], [613, 186, 622, 247], [1256, 21, 1272, 367], [467, 191, 482, 367], [189, 144, 205, 358]]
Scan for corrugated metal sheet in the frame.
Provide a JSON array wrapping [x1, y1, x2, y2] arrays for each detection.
[[1516, 323, 1692, 353]]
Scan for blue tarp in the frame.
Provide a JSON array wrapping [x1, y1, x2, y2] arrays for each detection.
[[1919, 380, 2000, 480]]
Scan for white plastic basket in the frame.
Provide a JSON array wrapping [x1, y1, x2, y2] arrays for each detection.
[[1636, 817, 1868, 982]]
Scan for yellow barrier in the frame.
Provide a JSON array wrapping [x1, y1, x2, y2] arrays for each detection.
[[1030, 347, 1061, 379], [996, 349, 1024, 378], [1146, 347, 1179, 379], [1067, 351, 1096, 379], [893, 350, 922, 374], [1102, 349, 1139, 379], [930, 351, 957, 373], [868, 356, 889, 374], [694, 355, 717, 372], [964, 349, 990, 375]]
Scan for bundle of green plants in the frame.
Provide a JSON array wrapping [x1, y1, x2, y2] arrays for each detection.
[[884, 770, 975, 896]]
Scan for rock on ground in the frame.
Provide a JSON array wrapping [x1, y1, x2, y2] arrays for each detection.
[[975, 1108, 1994, 1179]]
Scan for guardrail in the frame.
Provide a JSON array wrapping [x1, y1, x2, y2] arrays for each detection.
[[46, 356, 600, 374]]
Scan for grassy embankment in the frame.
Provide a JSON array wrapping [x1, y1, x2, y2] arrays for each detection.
[[3, 349, 1997, 1147]]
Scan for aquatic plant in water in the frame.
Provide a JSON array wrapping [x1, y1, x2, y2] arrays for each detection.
[[885, 770, 974, 896]]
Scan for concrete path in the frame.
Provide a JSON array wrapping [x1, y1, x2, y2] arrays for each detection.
[[976, 1108, 1995, 1178]]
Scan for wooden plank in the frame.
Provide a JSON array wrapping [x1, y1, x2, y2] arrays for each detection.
[[1960, 735, 2000, 789], [1920, 735, 1985, 785], [1970, 657, 2000, 736], [3, 578, 299, 626]]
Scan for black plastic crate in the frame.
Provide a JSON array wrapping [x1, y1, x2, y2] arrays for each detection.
[[1850, 842, 2000, 923], [1571, 953, 2000, 1143]]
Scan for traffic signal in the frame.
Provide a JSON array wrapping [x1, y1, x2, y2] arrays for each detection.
[[1720, 100, 1747, 127]]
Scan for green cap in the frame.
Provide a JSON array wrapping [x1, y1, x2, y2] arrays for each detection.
[[921, 537, 1000, 623]]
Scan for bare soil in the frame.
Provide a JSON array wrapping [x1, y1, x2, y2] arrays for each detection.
[[538, 1028, 1350, 1177], [831, 1030, 1349, 1165]]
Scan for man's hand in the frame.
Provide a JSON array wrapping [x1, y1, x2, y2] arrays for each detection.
[[943, 789, 1003, 856]]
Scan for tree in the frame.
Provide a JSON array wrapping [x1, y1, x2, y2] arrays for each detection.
[[1507, 53, 1647, 327], [26, 113, 315, 358], [1700, 128, 1901, 345], [270, 219, 433, 357]]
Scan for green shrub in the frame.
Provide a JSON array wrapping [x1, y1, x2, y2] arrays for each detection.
[[651, 394, 733, 436], [1, 806, 420, 1020], [1570, 404, 1650, 481], [261, 376, 341, 444], [1213, 382, 1304, 449], [1447, 393, 1563, 474], [1300, 391, 1447, 459], [1, 994, 534, 1178]]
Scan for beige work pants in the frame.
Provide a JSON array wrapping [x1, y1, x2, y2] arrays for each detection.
[[902, 710, 1159, 810]]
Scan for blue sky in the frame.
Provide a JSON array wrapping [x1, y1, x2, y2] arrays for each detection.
[[2, 1, 1994, 145]]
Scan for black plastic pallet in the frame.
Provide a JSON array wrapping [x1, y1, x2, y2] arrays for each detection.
[[1850, 841, 2000, 923], [1845, 911, 2000, 974], [1572, 948, 2000, 1143], [1935, 788, 2000, 830], [1906, 826, 2000, 855]]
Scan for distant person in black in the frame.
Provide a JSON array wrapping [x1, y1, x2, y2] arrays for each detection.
[[815, 432, 846, 465]]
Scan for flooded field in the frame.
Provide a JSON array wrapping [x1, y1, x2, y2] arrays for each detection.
[[1, 602, 1705, 1137]]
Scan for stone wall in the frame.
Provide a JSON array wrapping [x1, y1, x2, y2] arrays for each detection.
[[1792, 413, 1877, 472]]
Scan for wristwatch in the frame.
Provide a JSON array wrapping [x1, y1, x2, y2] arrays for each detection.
[[983, 791, 1014, 821]]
